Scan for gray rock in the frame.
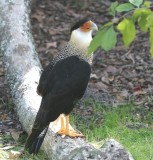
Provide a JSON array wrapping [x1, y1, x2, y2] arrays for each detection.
[[100, 139, 134, 160]]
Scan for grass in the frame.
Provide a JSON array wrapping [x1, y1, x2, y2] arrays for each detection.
[[0, 130, 48, 160], [70, 101, 153, 160], [1, 98, 153, 159], [18, 150, 48, 160]]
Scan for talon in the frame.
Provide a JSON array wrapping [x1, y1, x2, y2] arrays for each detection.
[[58, 129, 84, 137], [57, 115, 84, 137]]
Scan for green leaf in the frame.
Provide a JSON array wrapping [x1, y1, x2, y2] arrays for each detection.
[[88, 30, 102, 54], [108, 1, 119, 16], [116, 3, 135, 12], [129, 0, 143, 7], [138, 10, 152, 32], [132, 8, 152, 20], [103, 22, 113, 28], [143, 1, 152, 7], [99, 22, 113, 30], [89, 25, 117, 53], [117, 18, 136, 47], [147, 13, 153, 27], [138, 14, 149, 32], [100, 26, 117, 51], [149, 27, 153, 57], [132, 8, 152, 32]]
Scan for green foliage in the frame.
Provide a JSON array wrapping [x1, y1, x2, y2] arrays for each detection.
[[143, 1, 152, 7], [147, 12, 153, 27], [117, 18, 136, 47], [132, 8, 152, 32], [116, 3, 135, 12], [129, 0, 143, 7], [89, 23, 117, 53], [150, 27, 153, 57], [108, 1, 119, 16], [89, 0, 153, 57]]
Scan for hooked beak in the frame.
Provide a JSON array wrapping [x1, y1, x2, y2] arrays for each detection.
[[91, 22, 98, 31]]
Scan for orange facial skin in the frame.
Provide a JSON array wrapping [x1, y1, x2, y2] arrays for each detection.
[[80, 20, 92, 32]]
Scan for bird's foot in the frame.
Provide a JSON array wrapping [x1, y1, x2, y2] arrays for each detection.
[[58, 128, 84, 137], [55, 114, 84, 137]]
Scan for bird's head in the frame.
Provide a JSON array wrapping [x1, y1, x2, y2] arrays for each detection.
[[69, 18, 98, 52]]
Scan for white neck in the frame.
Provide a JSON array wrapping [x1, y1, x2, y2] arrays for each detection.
[[69, 28, 92, 52]]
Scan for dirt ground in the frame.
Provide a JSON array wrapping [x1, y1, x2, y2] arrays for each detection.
[[30, 0, 153, 104], [1, 0, 153, 158]]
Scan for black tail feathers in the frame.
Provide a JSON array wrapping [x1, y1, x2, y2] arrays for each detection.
[[25, 126, 49, 154]]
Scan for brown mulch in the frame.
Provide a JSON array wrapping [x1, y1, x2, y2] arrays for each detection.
[[0, 0, 153, 158], [30, 0, 153, 105]]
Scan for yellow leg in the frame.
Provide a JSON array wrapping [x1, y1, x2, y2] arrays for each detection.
[[57, 115, 65, 132], [50, 114, 65, 133], [58, 115, 84, 137]]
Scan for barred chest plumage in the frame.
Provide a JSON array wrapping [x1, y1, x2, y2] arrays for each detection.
[[51, 42, 93, 67]]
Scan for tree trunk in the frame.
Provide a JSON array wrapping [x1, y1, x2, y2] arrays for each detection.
[[0, 1, 134, 160]]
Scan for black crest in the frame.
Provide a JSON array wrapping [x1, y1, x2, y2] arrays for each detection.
[[70, 18, 90, 33]]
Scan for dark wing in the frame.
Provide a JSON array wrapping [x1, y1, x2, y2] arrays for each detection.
[[25, 56, 91, 154], [35, 55, 91, 126], [37, 63, 53, 96]]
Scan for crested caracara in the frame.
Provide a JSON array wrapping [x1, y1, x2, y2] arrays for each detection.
[[25, 18, 98, 154]]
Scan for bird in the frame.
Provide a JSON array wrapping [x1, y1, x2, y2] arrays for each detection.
[[25, 18, 98, 154]]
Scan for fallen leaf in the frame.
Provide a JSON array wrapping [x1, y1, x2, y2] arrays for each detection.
[[46, 42, 57, 49], [10, 130, 22, 142], [128, 54, 135, 63], [7, 122, 13, 125], [31, 13, 44, 22], [48, 29, 58, 35], [106, 65, 118, 74], [116, 95, 124, 101], [138, 78, 145, 84], [90, 73, 98, 80], [0, 67, 4, 76], [101, 76, 110, 85], [0, 114, 7, 120], [36, 9, 45, 16], [9, 150, 22, 159], [2, 145, 15, 150], [128, 82, 134, 88], [134, 99, 145, 105], [94, 82, 108, 91], [132, 85, 142, 92], [133, 90, 146, 96], [112, 88, 118, 93], [120, 90, 129, 98], [108, 75, 115, 82]]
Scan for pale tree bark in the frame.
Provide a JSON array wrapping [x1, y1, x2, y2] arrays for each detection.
[[0, 0, 134, 160]]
